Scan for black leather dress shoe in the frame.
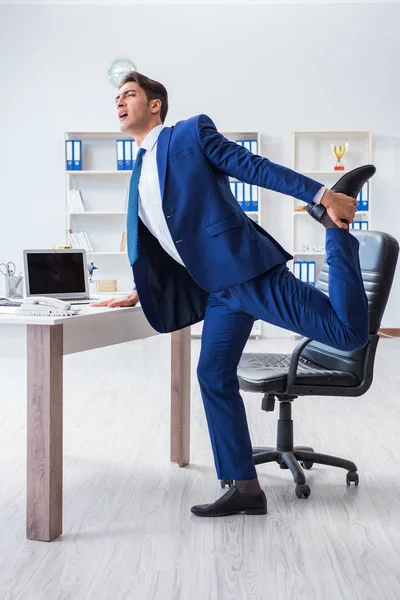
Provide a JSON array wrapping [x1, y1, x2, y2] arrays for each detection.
[[306, 164, 376, 225], [191, 486, 268, 517], [330, 164, 376, 199]]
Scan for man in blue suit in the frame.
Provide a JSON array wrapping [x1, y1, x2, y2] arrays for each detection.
[[93, 72, 373, 517]]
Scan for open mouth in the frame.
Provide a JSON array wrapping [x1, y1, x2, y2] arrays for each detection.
[[119, 111, 128, 120]]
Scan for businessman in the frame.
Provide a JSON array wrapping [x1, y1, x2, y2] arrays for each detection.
[[92, 71, 374, 517]]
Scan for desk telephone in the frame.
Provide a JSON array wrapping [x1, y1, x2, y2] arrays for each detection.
[[15, 297, 81, 317]]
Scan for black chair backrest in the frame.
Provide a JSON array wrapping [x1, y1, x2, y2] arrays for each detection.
[[301, 231, 399, 380]]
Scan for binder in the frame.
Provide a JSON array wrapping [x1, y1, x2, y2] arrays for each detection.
[[235, 140, 244, 147], [83, 231, 93, 251], [243, 140, 252, 152], [350, 221, 361, 230], [229, 181, 236, 196], [73, 140, 82, 170], [250, 140, 258, 155], [236, 182, 244, 209], [294, 262, 301, 279], [116, 140, 125, 170], [360, 181, 369, 211], [251, 185, 258, 211], [124, 140, 132, 169], [244, 183, 251, 210], [361, 221, 368, 230], [131, 139, 138, 162], [300, 262, 308, 282], [308, 261, 316, 285], [65, 140, 74, 170]]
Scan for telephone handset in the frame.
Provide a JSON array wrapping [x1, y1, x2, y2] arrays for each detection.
[[15, 296, 81, 317]]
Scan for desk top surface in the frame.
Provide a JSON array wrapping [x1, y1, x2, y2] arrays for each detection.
[[0, 304, 143, 326]]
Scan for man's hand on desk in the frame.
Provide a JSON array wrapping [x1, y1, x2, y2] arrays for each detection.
[[90, 291, 139, 309]]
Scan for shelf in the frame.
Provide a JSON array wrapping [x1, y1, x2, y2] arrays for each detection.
[[68, 212, 126, 215], [294, 210, 370, 216], [65, 170, 131, 175], [300, 170, 354, 176], [294, 130, 370, 135], [86, 252, 126, 255], [293, 251, 325, 256]]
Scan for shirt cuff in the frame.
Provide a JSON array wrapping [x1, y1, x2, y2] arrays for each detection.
[[313, 186, 326, 205]]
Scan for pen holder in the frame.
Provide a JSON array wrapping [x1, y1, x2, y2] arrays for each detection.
[[5, 275, 24, 298]]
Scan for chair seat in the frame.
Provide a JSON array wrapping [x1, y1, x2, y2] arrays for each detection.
[[237, 352, 360, 393]]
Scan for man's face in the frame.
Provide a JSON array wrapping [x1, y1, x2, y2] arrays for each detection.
[[115, 81, 151, 133]]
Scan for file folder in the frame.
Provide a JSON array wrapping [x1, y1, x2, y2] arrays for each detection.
[[360, 182, 369, 211], [236, 181, 244, 209], [116, 140, 125, 170], [124, 140, 132, 170], [300, 262, 308, 282], [132, 139, 138, 163], [308, 261, 316, 285], [243, 140, 252, 152], [251, 185, 258, 211], [73, 140, 82, 170], [250, 140, 258, 155], [244, 183, 251, 210], [65, 140, 74, 170]]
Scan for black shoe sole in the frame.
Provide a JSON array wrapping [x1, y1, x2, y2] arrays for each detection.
[[191, 506, 268, 517]]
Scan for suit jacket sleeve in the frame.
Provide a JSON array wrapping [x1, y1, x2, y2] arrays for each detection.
[[195, 113, 323, 204]]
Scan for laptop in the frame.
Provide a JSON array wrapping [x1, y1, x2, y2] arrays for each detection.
[[23, 249, 97, 304]]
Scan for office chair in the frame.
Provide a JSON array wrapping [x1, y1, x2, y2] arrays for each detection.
[[223, 230, 399, 499]]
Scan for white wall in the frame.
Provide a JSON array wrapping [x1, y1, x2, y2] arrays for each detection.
[[0, 3, 399, 328]]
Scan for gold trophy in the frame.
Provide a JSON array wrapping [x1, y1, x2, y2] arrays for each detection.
[[331, 143, 349, 171]]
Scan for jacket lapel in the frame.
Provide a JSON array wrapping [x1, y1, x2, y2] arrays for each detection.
[[156, 126, 173, 201]]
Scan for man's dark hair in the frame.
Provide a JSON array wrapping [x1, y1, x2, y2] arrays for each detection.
[[119, 71, 168, 124]]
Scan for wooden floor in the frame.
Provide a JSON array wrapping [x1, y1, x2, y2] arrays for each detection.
[[0, 335, 400, 600]]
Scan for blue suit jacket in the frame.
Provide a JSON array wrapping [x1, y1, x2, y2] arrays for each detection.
[[133, 114, 322, 333]]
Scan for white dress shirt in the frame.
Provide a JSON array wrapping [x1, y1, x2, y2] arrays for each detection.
[[138, 124, 185, 267], [134, 124, 326, 279]]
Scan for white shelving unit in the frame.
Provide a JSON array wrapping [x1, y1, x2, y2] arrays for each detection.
[[291, 130, 372, 283], [65, 129, 262, 337]]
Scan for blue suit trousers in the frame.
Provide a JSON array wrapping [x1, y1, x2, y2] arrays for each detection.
[[196, 229, 369, 480]]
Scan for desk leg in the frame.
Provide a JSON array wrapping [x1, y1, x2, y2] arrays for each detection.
[[170, 327, 191, 467], [26, 325, 63, 541]]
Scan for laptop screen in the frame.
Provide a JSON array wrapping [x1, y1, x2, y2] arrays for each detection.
[[26, 252, 86, 295]]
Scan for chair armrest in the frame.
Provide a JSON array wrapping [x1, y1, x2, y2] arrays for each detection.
[[285, 337, 313, 393], [284, 334, 378, 397]]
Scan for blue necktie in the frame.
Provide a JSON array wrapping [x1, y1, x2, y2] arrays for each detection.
[[127, 147, 146, 266]]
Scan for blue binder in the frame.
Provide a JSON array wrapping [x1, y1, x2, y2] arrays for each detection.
[[124, 140, 132, 170], [116, 140, 125, 171], [360, 181, 369, 211], [65, 140, 74, 170], [236, 181, 244, 210], [73, 140, 82, 170], [243, 183, 251, 211], [250, 140, 258, 155], [251, 185, 258, 211]]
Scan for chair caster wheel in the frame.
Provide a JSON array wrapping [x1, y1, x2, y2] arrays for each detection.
[[220, 479, 233, 489], [346, 472, 359, 486], [295, 484, 311, 499], [301, 461, 314, 470]]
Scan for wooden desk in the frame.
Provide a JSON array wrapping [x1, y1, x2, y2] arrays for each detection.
[[0, 305, 191, 542]]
